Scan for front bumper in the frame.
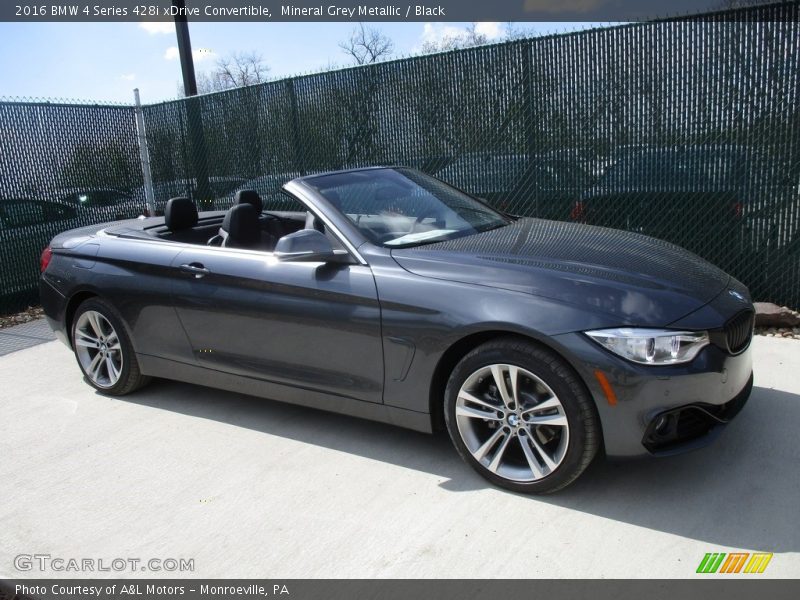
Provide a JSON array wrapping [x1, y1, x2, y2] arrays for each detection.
[[640, 372, 752, 455], [552, 330, 753, 458]]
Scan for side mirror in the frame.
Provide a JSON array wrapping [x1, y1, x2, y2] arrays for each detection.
[[275, 229, 349, 263]]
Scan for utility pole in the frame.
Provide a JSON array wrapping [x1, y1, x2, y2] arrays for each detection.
[[173, 0, 198, 97], [172, 0, 213, 209]]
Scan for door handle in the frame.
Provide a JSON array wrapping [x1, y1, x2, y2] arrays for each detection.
[[179, 263, 210, 278]]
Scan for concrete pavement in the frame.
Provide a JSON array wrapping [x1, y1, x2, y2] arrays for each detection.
[[1, 333, 798, 578]]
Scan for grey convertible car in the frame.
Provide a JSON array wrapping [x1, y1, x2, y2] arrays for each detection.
[[39, 167, 754, 493]]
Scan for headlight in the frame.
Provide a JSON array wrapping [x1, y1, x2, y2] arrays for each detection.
[[585, 328, 709, 365]]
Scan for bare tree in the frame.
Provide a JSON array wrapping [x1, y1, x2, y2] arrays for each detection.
[[503, 22, 534, 41], [714, 0, 779, 7], [419, 23, 490, 54], [339, 23, 394, 65], [213, 52, 270, 88], [186, 52, 270, 95]]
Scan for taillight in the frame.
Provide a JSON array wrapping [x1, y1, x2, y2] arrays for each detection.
[[732, 202, 743, 218], [40, 246, 53, 273], [570, 200, 586, 221]]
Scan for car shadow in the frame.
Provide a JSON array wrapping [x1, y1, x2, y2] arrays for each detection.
[[114, 382, 799, 552]]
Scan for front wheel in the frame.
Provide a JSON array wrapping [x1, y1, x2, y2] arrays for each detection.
[[444, 337, 600, 494], [71, 297, 150, 395]]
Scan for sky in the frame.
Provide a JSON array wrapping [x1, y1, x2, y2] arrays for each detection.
[[0, 20, 601, 104]]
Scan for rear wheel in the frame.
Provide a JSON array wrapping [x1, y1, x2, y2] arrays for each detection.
[[444, 337, 600, 494], [71, 298, 150, 395]]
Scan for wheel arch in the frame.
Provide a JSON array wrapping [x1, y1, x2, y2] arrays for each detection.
[[64, 289, 99, 348], [428, 328, 601, 444], [64, 290, 152, 395], [64, 289, 137, 353]]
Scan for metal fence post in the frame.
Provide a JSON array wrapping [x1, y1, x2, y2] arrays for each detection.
[[286, 78, 306, 177], [134, 88, 156, 217]]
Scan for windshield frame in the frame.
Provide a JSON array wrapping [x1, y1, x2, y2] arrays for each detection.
[[297, 167, 513, 249]]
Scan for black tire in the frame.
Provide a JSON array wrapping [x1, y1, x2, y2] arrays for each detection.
[[71, 297, 151, 396], [444, 336, 600, 494]]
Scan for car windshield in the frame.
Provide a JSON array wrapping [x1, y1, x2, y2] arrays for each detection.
[[303, 168, 511, 248]]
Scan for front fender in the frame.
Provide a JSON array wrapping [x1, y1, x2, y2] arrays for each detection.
[[370, 250, 625, 414]]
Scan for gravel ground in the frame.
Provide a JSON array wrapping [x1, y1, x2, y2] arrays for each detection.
[[0, 306, 44, 329], [758, 326, 800, 340], [755, 306, 800, 340]]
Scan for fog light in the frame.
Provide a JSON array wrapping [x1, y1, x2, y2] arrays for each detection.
[[654, 415, 669, 434]]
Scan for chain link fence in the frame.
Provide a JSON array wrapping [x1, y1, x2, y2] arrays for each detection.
[[1, 1, 799, 313], [0, 99, 142, 310]]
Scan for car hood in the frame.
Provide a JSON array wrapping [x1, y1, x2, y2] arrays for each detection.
[[390, 218, 731, 326]]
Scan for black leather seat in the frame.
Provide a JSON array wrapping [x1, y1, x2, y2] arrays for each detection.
[[219, 204, 262, 249], [235, 189, 263, 213], [236, 189, 282, 247], [163, 197, 212, 244], [165, 197, 198, 231]]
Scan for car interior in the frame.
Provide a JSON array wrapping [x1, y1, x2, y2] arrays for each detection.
[[106, 190, 337, 253], [314, 182, 482, 247]]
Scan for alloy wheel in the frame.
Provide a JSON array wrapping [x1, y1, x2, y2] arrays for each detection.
[[74, 310, 123, 388], [455, 364, 570, 482]]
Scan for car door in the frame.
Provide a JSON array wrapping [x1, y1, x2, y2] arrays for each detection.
[[169, 244, 384, 404]]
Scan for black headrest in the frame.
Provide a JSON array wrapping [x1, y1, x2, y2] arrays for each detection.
[[222, 204, 260, 248], [165, 197, 198, 231], [235, 189, 263, 214]]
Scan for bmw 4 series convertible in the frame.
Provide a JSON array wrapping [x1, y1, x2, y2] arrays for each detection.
[[39, 167, 754, 493]]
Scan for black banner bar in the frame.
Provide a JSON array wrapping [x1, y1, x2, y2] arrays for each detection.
[[3, 580, 800, 600], [3, 0, 796, 23]]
